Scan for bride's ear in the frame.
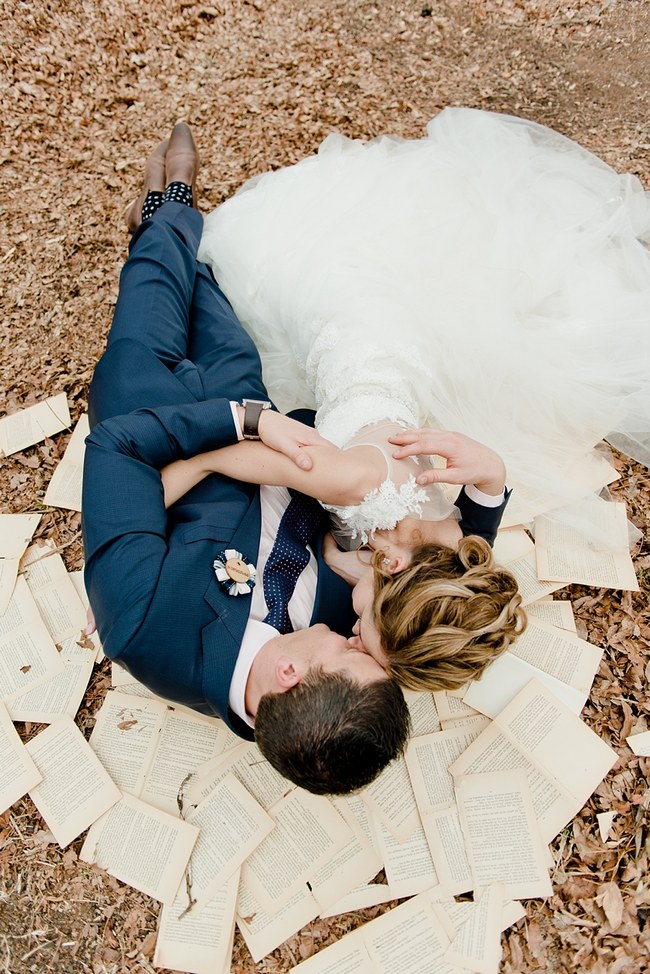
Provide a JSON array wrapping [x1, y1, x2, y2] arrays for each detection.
[[385, 554, 409, 574]]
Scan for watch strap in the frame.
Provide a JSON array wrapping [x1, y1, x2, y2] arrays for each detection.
[[242, 400, 270, 439]]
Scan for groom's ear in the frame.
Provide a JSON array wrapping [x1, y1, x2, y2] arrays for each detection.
[[275, 657, 301, 691]]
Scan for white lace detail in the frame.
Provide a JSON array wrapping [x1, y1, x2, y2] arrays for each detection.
[[323, 474, 430, 545]]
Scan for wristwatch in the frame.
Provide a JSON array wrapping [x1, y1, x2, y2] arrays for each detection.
[[241, 399, 272, 439]]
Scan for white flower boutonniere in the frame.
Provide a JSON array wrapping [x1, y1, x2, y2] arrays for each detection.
[[213, 549, 257, 596]]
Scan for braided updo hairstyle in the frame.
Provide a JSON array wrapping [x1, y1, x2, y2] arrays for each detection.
[[372, 536, 526, 693]]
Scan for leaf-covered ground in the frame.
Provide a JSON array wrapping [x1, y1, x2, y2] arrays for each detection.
[[1, 1, 648, 972]]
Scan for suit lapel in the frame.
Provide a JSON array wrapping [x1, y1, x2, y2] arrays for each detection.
[[200, 494, 262, 734]]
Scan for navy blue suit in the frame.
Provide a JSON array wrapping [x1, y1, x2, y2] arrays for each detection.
[[82, 204, 355, 739]]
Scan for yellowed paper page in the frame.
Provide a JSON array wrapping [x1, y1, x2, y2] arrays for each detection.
[[0, 513, 42, 613], [7, 632, 95, 723], [627, 730, 650, 756], [374, 821, 439, 897], [432, 691, 479, 723], [406, 724, 489, 813], [241, 789, 351, 915], [89, 691, 167, 796], [492, 526, 534, 564], [456, 770, 552, 899], [80, 793, 199, 905], [0, 699, 42, 814], [404, 689, 441, 736], [535, 499, 639, 590], [462, 652, 586, 718], [290, 929, 373, 973], [341, 793, 382, 857], [22, 546, 87, 643], [0, 576, 64, 703], [421, 805, 473, 896], [363, 891, 453, 973], [507, 616, 602, 692], [0, 393, 70, 456], [450, 680, 617, 843], [237, 881, 320, 964], [444, 884, 503, 974], [310, 800, 382, 913], [439, 715, 491, 733], [110, 666, 157, 697], [361, 754, 421, 843], [154, 870, 239, 974], [43, 413, 89, 512], [140, 707, 224, 816], [504, 550, 566, 606], [185, 739, 290, 813], [185, 773, 274, 912], [68, 569, 103, 662], [319, 882, 397, 919], [26, 715, 121, 848], [526, 599, 576, 633]]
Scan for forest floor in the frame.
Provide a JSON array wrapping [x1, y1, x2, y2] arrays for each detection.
[[1, 0, 649, 972]]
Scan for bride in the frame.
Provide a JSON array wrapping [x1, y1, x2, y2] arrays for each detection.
[[165, 108, 649, 688], [197, 108, 650, 517]]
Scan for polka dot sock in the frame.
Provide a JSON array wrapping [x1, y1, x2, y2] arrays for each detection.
[[141, 191, 164, 221], [141, 181, 193, 221], [163, 181, 193, 207]]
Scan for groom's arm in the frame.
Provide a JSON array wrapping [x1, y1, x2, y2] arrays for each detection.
[[454, 485, 511, 546], [82, 398, 241, 660]]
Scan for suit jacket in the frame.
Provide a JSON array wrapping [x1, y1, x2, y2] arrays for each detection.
[[82, 339, 356, 740]]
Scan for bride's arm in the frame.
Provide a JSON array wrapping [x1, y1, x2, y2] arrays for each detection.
[[161, 439, 387, 508]]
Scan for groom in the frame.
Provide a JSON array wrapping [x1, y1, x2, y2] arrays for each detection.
[[82, 124, 411, 796]]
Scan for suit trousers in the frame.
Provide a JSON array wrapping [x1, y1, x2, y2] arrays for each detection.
[[90, 203, 269, 426]]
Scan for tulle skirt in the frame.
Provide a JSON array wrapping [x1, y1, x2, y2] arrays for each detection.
[[199, 108, 650, 523]]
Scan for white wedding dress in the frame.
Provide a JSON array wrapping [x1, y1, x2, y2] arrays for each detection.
[[198, 108, 650, 535]]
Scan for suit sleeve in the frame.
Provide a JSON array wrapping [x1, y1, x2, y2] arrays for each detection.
[[455, 486, 511, 547], [82, 398, 238, 657]]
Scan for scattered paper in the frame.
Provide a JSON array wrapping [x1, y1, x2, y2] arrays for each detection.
[[44, 413, 89, 512], [0, 393, 70, 457], [154, 870, 239, 974], [456, 771, 552, 900], [0, 700, 42, 814], [0, 576, 64, 703], [0, 513, 42, 613], [80, 793, 199, 905], [626, 730, 650, 756], [535, 499, 639, 591], [26, 715, 121, 848]]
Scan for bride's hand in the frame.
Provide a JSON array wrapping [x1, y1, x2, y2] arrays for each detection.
[[389, 428, 506, 495], [322, 531, 373, 586]]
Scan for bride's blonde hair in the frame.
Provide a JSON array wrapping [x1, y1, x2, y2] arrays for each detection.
[[372, 537, 526, 693]]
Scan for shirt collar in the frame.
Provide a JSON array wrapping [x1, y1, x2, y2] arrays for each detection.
[[228, 619, 279, 729]]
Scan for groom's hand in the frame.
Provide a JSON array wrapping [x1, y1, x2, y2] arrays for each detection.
[[389, 428, 506, 495], [256, 410, 334, 471]]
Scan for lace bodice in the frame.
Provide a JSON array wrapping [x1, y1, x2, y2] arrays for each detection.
[[322, 421, 457, 548]]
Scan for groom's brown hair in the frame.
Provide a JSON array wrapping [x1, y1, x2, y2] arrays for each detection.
[[254, 668, 410, 795]]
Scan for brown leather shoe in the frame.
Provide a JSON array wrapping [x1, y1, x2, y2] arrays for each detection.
[[165, 122, 199, 203], [125, 137, 169, 233]]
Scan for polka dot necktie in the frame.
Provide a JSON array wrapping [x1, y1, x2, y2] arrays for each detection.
[[263, 492, 326, 634]]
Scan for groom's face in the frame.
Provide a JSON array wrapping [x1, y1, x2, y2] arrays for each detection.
[[292, 625, 386, 684]]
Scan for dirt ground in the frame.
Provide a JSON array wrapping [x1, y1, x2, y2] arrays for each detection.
[[1, 0, 649, 972]]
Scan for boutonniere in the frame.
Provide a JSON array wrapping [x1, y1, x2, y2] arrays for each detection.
[[213, 549, 257, 596]]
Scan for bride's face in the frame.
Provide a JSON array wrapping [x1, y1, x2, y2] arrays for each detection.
[[372, 514, 461, 557], [349, 570, 387, 666]]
